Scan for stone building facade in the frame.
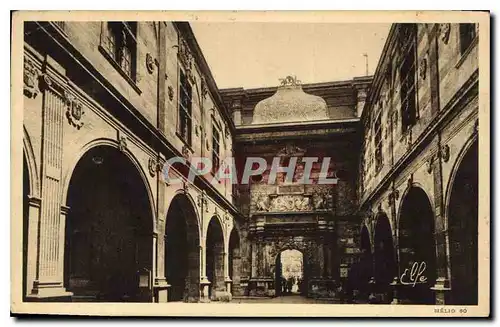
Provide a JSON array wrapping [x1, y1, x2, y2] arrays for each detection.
[[356, 23, 479, 305], [22, 21, 241, 302], [21, 21, 479, 305]]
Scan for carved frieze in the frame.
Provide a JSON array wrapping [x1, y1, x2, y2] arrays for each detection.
[[260, 194, 313, 212], [277, 143, 306, 157]]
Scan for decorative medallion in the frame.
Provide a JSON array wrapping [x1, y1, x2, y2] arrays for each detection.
[[407, 174, 414, 189], [118, 135, 128, 152], [440, 23, 451, 45], [23, 57, 39, 98], [65, 93, 85, 129], [388, 189, 400, 206], [168, 85, 174, 101], [183, 180, 189, 193], [145, 53, 155, 74], [419, 58, 427, 80], [440, 144, 450, 163], [148, 157, 164, 177]]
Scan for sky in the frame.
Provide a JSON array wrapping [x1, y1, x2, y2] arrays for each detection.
[[191, 22, 391, 89]]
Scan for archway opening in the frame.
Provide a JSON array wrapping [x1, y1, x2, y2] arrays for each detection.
[[399, 187, 436, 304], [448, 140, 478, 305], [22, 154, 30, 301], [373, 213, 396, 301], [275, 249, 304, 297], [206, 217, 225, 299], [64, 145, 154, 302], [228, 227, 241, 296], [165, 193, 200, 302], [348, 225, 373, 301]]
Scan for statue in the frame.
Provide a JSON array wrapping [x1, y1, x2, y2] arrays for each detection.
[[313, 191, 330, 210], [256, 194, 270, 212]]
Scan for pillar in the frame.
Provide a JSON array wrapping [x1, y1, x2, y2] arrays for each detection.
[[29, 64, 72, 300], [25, 196, 41, 299]]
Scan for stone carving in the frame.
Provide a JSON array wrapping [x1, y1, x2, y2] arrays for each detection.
[[201, 77, 209, 100], [181, 144, 190, 159], [440, 23, 451, 45], [178, 38, 194, 81], [279, 75, 301, 87], [24, 57, 39, 98], [168, 85, 174, 101], [277, 143, 306, 157], [148, 157, 165, 177], [312, 191, 330, 210], [440, 144, 450, 163], [64, 92, 85, 129], [145, 53, 155, 74], [118, 135, 128, 152], [419, 58, 427, 80], [426, 154, 435, 174], [268, 195, 312, 212], [387, 189, 400, 206], [255, 194, 270, 212]]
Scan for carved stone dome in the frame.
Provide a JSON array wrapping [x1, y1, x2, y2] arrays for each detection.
[[252, 76, 329, 125]]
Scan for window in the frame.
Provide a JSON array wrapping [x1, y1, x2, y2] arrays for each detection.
[[398, 24, 417, 133], [178, 70, 192, 145], [374, 107, 383, 171], [212, 122, 221, 175], [101, 22, 137, 80], [459, 24, 477, 55]]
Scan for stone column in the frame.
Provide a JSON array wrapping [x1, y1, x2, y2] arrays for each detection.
[[25, 196, 41, 299], [430, 143, 451, 304], [199, 241, 211, 302], [155, 168, 170, 302], [30, 68, 72, 300]]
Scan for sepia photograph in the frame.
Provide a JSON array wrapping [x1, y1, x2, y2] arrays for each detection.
[[10, 10, 490, 317]]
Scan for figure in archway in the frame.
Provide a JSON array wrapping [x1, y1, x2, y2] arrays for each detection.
[[275, 249, 304, 296]]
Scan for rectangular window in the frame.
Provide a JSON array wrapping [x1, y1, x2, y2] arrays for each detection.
[[101, 22, 137, 80], [459, 23, 477, 55], [398, 24, 417, 133], [179, 70, 192, 145], [212, 122, 221, 175]]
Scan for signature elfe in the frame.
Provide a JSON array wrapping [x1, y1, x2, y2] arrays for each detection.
[[400, 261, 427, 287]]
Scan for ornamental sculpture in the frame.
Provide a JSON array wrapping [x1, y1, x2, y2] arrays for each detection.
[[279, 75, 301, 87], [24, 57, 39, 98], [268, 195, 312, 212]]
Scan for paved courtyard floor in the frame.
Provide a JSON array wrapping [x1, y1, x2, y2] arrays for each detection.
[[230, 294, 339, 304]]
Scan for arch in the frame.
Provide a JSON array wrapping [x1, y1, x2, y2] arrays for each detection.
[[64, 144, 155, 302], [164, 192, 201, 302], [61, 138, 156, 228], [205, 215, 225, 299], [274, 249, 305, 297], [360, 224, 372, 254], [446, 137, 478, 305], [228, 227, 241, 296], [398, 186, 436, 304], [373, 212, 397, 298]]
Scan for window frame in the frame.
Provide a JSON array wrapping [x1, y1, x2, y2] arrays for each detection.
[[177, 68, 193, 146], [398, 23, 418, 134], [211, 119, 221, 176], [98, 21, 140, 93]]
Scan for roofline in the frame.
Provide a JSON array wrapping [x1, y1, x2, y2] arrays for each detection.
[[220, 76, 373, 97]]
